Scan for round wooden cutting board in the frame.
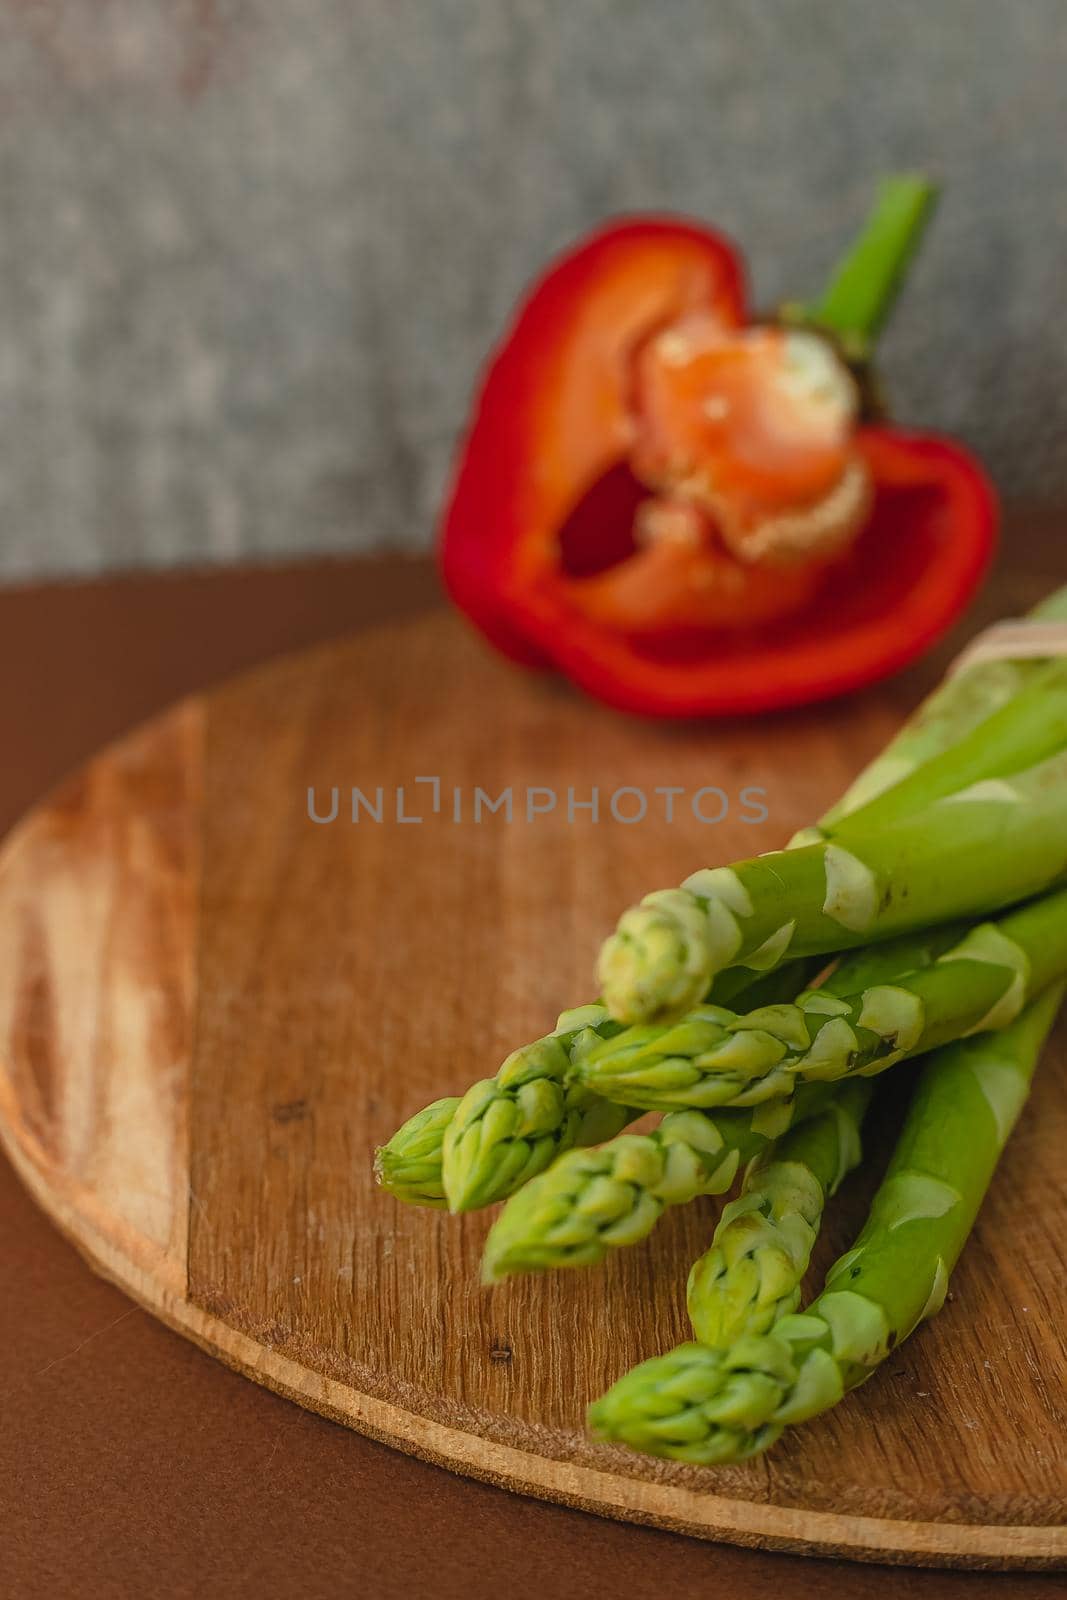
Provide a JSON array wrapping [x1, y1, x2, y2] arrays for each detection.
[[1, 611, 1065, 1570]]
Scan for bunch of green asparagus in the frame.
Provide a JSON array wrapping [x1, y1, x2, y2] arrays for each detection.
[[376, 587, 1067, 1467]]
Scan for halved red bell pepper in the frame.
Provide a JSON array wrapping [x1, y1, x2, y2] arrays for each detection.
[[440, 186, 997, 716]]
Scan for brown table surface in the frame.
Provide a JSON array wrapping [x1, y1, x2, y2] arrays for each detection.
[[3, 539, 1066, 1600]]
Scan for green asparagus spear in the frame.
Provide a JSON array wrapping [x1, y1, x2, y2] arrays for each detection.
[[478, 932, 939, 1279], [597, 745, 1067, 1025], [823, 658, 1067, 839], [480, 1083, 836, 1282], [817, 583, 1067, 828], [583, 883, 1067, 1111], [686, 1079, 871, 1346], [588, 982, 1064, 1465]]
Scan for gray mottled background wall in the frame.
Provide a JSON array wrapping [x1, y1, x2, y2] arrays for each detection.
[[1, 1, 1065, 581]]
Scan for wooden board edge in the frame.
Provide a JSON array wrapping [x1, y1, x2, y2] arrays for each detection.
[[2, 1121, 1064, 1572]]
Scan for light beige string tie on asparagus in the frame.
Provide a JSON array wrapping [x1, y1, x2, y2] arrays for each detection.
[[949, 619, 1067, 676]]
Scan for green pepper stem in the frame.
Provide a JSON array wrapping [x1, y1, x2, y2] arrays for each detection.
[[805, 174, 938, 351]]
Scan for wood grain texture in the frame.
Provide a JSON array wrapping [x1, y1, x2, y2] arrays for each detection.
[[1, 611, 1065, 1569]]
